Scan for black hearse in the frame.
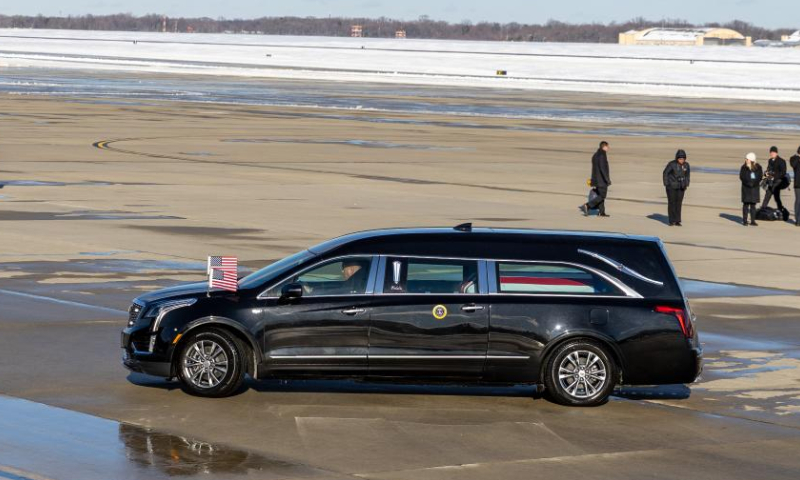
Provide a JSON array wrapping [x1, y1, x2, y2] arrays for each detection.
[[122, 225, 702, 406]]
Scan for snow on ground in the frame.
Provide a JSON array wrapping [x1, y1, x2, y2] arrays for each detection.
[[2, 29, 800, 102]]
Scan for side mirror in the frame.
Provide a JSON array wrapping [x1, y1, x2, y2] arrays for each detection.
[[281, 283, 303, 300]]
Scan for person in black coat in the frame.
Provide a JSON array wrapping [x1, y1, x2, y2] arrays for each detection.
[[740, 152, 763, 226], [761, 146, 789, 215], [581, 141, 611, 217], [790, 146, 800, 226], [663, 149, 690, 226]]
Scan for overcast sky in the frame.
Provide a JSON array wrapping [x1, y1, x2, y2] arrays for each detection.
[[0, 0, 796, 28]]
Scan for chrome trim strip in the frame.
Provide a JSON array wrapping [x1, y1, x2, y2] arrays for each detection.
[[151, 298, 197, 332], [578, 249, 664, 287], [370, 355, 485, 360], [269, 355, 366, 359], [267, 354, 530, 360]]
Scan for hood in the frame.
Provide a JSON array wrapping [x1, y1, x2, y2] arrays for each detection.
[[134, 282, 211, 305]]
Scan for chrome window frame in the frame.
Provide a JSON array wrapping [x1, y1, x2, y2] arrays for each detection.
[[257, 255, 379, 300], [375, 254, 489, 296], [257, 253, 642, 300], [488, 259, 642, 299], [577, 249, 664, 287]]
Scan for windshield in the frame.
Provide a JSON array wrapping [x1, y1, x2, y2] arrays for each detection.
[[238, 250, 316, 290]]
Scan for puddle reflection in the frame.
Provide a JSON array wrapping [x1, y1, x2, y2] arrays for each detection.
[[119, 424, 291, 477]]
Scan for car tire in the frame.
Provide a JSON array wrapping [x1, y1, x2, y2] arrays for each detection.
[[544, 340, 616, 407], [177, 328, 245, 398]]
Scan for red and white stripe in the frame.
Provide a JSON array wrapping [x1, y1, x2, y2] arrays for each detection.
[[210, 269, 238, 292], [500, 276, 593, 293]]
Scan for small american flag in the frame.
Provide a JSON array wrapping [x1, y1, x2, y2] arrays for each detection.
[[208, 255, 238, 292]]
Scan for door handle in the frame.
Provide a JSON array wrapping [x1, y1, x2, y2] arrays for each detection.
[[461, 304, 485, 312], [342, 308, 366, 316]]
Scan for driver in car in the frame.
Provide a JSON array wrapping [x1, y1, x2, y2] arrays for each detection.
[[340, 259, 369, 294]]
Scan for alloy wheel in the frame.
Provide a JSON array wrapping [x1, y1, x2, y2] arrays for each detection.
[[182, 339, 229, 389], [557, 350, 607, 399]]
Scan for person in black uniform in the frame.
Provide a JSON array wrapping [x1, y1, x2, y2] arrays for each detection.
[[790, 146, 800, 226], [761, 146, 789, 217], [663, 150, 690, 226], [740, 152, 763, 226], [580, 141, 611, 217]]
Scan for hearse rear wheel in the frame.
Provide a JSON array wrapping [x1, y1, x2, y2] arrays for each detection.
[[545, 340, 616, 406]]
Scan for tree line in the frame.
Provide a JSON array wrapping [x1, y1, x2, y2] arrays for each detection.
[[0, 14, 793, 42]]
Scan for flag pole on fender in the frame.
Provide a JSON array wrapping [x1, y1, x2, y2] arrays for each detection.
[[207, 255, 239, 295]]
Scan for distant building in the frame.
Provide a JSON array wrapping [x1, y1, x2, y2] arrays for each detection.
[[781, 30, 800, 42], [395, 29, 406, 39], [619, 28, 751, 46], [351, 25, 363, 37]]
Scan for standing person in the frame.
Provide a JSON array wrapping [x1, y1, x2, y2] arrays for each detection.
[[580, 141, 611, 217], [791, 146, 800, 226], [740, 152, 763, 226], [761, 146, 788, 217], [663, 149, 691, 226]]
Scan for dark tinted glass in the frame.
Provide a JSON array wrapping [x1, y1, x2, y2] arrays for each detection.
[[384, 258, 479, 294]]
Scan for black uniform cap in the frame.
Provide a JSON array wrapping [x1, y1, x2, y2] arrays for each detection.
[[675, 149, 687, 160]]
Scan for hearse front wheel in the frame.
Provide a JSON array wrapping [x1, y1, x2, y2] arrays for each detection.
[[177, 329, 245, 398], [545, 340, 616, 406]]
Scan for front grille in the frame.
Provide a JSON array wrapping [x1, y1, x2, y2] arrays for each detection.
[[128, 302, 143, 327]]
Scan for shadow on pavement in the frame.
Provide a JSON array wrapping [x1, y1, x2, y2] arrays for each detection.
[[719, 213, 745, 224], [129, 373, 543, 399], [647, 213, 670, 225], [614, 384, 692, 400]]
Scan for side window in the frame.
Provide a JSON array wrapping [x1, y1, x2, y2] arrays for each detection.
[[267, 257, 372, 297], [497, 263, 621, 296], [384, 258, 479, 294]]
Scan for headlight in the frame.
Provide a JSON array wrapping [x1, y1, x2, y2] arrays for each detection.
[[144, 299, 197, 332]]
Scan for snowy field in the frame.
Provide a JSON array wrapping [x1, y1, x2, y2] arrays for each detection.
[[1, 29, 800, 102]]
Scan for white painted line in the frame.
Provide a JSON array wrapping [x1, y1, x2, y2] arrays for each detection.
[[0, 288, 126, 315]]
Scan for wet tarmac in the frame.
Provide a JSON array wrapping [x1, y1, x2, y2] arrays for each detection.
[[3, 81, 800, 478], [2, 256, 800, 479]]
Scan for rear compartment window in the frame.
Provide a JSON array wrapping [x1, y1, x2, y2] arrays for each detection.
[[580, 243, 683, 300], [497, 263, 621, 296]]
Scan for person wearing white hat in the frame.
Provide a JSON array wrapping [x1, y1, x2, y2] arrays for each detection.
[[740, 152, 763, 226]]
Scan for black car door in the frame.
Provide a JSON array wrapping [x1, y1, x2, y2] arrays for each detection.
[[367, 256, 489, 379], [483, 260, 640, 383], [257, 255, 377, 376]]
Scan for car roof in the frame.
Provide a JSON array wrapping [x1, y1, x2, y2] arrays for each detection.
[[308, 226, 661, 255]]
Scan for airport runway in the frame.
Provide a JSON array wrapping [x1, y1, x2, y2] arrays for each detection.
[[1, 77, 800, 479]]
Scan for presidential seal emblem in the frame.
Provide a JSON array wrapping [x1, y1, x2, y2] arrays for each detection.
[[432, 304, 448, 320]]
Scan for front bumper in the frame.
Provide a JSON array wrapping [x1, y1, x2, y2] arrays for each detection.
[[121, 328, 173, 378], [122, 349, 172, 377]]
